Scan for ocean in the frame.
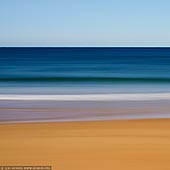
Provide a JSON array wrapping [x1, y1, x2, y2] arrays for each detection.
[[0, 47, 170, 123]]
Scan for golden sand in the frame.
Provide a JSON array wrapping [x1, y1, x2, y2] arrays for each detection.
[[0, 119, 170, 170]]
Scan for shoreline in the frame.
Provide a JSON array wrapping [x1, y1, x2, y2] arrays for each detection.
[[1, 116, 170, 125]]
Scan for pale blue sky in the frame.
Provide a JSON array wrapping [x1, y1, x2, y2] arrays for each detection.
[[0, 0, 170, 46]]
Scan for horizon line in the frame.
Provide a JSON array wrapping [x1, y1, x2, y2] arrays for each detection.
[[1, 46, 170, 48]]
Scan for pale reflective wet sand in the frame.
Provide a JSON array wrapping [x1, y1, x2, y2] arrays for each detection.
[[0, 99, 170, 123]]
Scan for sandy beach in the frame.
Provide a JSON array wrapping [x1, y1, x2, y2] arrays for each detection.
[[0, 119, 170, 170]]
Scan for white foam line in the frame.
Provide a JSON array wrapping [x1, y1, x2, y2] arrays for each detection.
[[0, 93, 170, 101]]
